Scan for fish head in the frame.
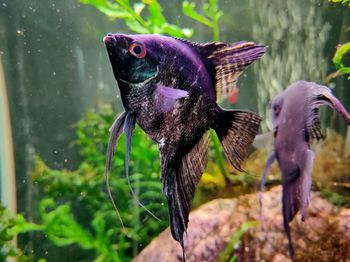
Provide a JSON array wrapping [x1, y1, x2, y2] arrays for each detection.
[[271, 93, 284, 129], [103, 33, 159, 84]]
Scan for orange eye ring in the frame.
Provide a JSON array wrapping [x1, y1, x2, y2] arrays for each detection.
[[128, 42, 146, 58]]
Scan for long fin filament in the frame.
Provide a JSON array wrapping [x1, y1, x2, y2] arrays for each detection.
[[105, 112, 128, 229], [124, 113, 161, 221], [106, 174, 124, 228]]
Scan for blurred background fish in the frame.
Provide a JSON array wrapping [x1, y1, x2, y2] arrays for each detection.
[[260, 80, 350, 258]]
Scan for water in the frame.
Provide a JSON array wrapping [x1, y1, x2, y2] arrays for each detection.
[[0, 0, 349, 261]]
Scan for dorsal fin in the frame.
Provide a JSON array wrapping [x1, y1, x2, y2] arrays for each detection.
[[306, 81, 350, 141], [308, 108, 326, 141], [176, 38, 267, 102]]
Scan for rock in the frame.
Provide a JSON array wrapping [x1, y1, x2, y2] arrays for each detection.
[[272, 253, 292, 262], [133, 186, 350, 262]]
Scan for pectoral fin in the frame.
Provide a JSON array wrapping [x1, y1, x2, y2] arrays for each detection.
[[259, 152, 276, 207], [253, 131, 274, 149], [154, 85, 188, 112]]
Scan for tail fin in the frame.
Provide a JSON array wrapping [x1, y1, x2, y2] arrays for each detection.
[[214, 109, 261, 171], [281, 148, 314, 259], [282, 179, 299, 259]]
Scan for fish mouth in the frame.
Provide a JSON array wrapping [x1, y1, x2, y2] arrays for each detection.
[[103, 33, 117, 47], [118, 66, 159, 86]]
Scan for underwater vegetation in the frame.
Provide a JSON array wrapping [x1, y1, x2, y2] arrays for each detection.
[[80, 0, 223, 41], [329, 0, 350, 6], [79, 0, 193, 37], [0, 204, 28, 261], [326, 42, 350, 81], [4, 105, 169, 261]]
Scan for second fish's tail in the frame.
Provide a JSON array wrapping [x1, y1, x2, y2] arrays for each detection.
[[213, 108, 261, 171]]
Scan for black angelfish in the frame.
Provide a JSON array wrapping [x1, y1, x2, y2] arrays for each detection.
[[260, 80, 350, 258], [103, 33, 266, 256]]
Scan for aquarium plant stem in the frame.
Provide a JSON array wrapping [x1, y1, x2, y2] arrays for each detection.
[[115, 0, 151, 31], [211, 130, 228, 178]]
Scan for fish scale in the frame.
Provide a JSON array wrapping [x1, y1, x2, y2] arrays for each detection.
[[103, 33, 266, 260]]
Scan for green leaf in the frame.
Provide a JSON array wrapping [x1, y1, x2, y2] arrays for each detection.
[[219, 221, 260, 262], [133, 2, 145, 15], [125, 19, 150, 34], [160, 23, 193, 38], [25, 103, 170, 261], [80, 0, 131, 19], [116, 0, 130, 5], [329, 0, 350, 5], [333, 43, 350, 69], [181, 28, 194, 38], [38, 199, 96, 249], [182, 1, 212, 27], [144, 0, 166, 26]]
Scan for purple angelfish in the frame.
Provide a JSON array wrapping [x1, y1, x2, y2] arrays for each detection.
[[260, 80, 350, 258], [103, 33, 266, 258]]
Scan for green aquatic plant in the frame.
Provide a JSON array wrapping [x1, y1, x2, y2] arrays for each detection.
[[329, 0, 350, 6], [326, 43, 350, 81], [80, 0, 224, 41], [14, 198, 125, 262], [0, 204, 33, 261], [79, 0, 193, 37], [219, 221, 260, 262], [0, 204, 21, 261], [21, 104, 168, 261], [182, 0, 223, 41], [333, 43, 350, 77]]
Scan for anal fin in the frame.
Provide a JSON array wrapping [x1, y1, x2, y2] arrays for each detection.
[[160, 132, 210, 258]]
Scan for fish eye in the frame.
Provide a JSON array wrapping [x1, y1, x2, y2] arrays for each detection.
[[128, 42, 146, 58], [273, 104, 281, 116]]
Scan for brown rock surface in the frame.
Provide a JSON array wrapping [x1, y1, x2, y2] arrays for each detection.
[[133, 186, 350, 262]]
